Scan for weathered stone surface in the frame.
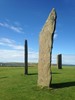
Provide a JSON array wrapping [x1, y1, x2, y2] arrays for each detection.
[[57, 54, 62, 69], [38, 8, 57, 87], [25, 40, 28, 75]]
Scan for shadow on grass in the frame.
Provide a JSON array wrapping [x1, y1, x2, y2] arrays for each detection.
[[52, 72, 61, 74], [0, 76, 8, 80], [52, 81, 75, 89], [28, 72, 60, 76], [28, 73, 38, 75]]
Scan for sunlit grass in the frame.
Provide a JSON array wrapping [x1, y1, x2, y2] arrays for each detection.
[[0, 66, 75, 100]]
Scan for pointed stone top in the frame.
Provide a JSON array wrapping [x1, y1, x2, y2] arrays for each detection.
[[48, 8, 57, 20], [41, 8, 57, 33], [51, 8, 56, 12]]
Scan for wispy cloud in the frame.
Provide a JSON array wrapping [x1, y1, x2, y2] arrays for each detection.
[[0, 22, 24, 33], [0, 49, 38, 62], [10, 26, 24, 33], [0, 38, 75, 64], [0, 49, 24, 62], [0, 37, 38, 62], [0, 44, 75, 64], [54, 34, 57, 39], [0, 38, 15, 44], [0, 38, 24, 50]]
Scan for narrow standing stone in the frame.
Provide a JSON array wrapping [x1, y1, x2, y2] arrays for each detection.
[[24, 40, 28, 75], [38, 8, 57, 87], [57, 54, 62, 69]]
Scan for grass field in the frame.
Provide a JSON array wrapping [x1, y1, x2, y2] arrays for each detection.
[[0, 66, 75, 100]]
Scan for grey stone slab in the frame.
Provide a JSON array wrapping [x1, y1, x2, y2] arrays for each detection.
[[38, 8, 57, 87]]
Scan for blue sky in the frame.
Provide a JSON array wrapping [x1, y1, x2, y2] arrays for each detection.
[[0, 0, 75, 64]]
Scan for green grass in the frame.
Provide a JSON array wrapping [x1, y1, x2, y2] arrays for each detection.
[[0, 66, 75, 100]]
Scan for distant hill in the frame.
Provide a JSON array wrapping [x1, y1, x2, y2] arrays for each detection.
[[0, 62, 24, 67], [0, 62, 38, 67], [0, 62, 75, 67]]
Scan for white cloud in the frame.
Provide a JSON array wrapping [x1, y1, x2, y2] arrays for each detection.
[[0, 37, 38, 62], [0, 22, 24, 33], [0, 38, 24, 50], [10, 26, 24, 33], [54, 34, 57, 39], [54, 29, 58, 39], [52, 54, 57, 64], [0, 49, 24, 62], [62, 54, 75, 65], [0, 49, 38, 63], [0, 38, 75, 64], [28, 51, 38, 62], [0, 46, 75, 64], [52, 54, 75, 65], [0, 38, 15, 44]]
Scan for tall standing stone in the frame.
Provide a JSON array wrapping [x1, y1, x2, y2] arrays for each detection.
[[38, 8, 57, 87], [57, 54, 62, 69], [24, 40, 28, 75]]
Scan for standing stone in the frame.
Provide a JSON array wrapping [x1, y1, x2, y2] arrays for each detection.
[[24, 40, 28, 75], [38, 8, 57, 87], [57, 54, 62, 69]]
